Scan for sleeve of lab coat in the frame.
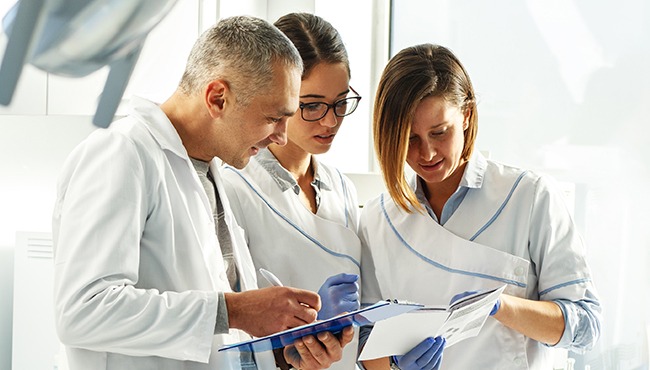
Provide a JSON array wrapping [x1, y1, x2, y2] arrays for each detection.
[[527, 175, 602, 352], [52, 129, 218, 363]]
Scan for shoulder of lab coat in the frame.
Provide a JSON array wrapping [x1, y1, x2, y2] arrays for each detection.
[[53, 108, 220, 363]]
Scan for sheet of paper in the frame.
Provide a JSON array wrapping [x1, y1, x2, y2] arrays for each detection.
[[359, 285, 506, 360], [359, 309, 448, 360]]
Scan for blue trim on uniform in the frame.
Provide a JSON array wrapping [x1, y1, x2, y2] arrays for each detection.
[[225, 167, 361, 268], [539, 278, 592, 297], [380, 194, 527, 288], [336, 169, 350, 228], [469, 170, 528, 241]]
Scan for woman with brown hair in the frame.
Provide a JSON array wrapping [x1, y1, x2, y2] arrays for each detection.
[[360, 44, 601, 369]]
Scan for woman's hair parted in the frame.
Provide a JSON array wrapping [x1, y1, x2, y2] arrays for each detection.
[[178, 16, 303, 106], [274, 12, 349, 79], [373, 44, 478, 213]]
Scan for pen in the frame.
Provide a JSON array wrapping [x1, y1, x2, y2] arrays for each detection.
[[259, 268, 284, 287]]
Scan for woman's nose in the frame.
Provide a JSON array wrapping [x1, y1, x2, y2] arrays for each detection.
[[420, 140, 437, 161], [319, 108, 339, 128]]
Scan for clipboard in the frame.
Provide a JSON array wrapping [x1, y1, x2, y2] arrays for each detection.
[[218, 300, 421, 353]]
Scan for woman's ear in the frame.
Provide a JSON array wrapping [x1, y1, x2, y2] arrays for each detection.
[[463, 107, 472, 131], [205, 80, 228, 117]]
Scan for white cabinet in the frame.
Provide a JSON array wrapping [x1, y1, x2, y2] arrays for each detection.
[[12, 232, 59, 370], [46, 1, 200, 116]]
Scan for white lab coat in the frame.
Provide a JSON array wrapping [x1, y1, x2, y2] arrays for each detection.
[[223, 152, 361, 370], [52, 97, 275, 370], [360, 156, 599, 370]]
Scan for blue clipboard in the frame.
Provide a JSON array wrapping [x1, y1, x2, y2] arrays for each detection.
[[218, 301, 421, 353]]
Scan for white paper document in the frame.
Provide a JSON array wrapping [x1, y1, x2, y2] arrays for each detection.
[[359, 285, 506, 360]]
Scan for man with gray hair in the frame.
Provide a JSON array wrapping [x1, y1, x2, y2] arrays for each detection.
[[52, 16, 353, 370]]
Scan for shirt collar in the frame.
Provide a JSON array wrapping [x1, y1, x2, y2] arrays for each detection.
[[463, 150, 487, 189], [254, 148, 332, 194], [189, 157, 210, 174]]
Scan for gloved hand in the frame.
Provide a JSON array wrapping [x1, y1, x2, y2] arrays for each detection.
[[449, 290, 500, 316], [317, 273, 360, 320], [393, 336, 446, 370]]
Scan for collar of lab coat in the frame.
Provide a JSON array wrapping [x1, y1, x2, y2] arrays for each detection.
[[128, 96, 189, 159]]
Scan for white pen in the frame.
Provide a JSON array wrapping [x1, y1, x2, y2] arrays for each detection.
[[259, 268, 284, 287]]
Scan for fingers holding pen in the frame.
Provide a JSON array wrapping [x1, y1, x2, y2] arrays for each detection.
[[225, 286, 320, 337]]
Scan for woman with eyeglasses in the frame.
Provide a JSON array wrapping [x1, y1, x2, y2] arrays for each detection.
[[223, 13, 365, 370]]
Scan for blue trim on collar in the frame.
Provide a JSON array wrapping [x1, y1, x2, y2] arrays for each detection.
[[225, 167, 360, 268], [469, 170, 529, 241], [379, 194, 526, 288]]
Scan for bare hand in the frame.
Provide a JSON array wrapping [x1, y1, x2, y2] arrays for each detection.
[[225, 286, 321, 337], [284, 326, 355, 369]]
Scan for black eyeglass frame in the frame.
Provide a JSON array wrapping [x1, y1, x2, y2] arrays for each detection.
[[298, 86, 362, 122]]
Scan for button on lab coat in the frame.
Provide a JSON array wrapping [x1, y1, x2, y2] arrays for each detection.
[[52, 97, 275, 370]]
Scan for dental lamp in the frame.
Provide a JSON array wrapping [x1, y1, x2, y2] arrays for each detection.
[[0, 0, 177, 127]]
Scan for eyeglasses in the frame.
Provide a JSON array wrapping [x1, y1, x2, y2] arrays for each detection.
[[298, 86, 362, 122]]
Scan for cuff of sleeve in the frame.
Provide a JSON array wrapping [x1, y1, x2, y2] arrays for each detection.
[[214, 292, 230, 334]]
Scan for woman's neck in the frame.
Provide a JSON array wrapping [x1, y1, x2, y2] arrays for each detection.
[[269, 143, 318, 213], [423, 160, 467, 219], [268, 142, 312, 181]]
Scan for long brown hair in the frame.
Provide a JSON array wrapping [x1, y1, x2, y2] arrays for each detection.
[[373, 44, 478, 213]]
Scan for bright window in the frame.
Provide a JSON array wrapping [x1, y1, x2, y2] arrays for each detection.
[[392, 0, 650, 368]]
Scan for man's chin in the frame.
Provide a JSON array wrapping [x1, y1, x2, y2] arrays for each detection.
[[229, 156, 250, 170]]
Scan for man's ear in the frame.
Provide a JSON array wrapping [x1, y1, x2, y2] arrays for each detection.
[[205, 80, 228, 118]]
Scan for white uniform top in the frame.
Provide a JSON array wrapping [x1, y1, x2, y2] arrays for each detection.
[[52, 97, 275, 370], [360, 152, 601, 370], [223, 148, 362, 370]]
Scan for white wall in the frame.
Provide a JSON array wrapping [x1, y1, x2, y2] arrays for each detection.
[[0, 115, 97, 370]]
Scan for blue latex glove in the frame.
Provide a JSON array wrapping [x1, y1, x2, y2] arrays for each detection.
[[317, 273, 360, 320], [450, 290, 500, 316], [393, 336, 446, 370]]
